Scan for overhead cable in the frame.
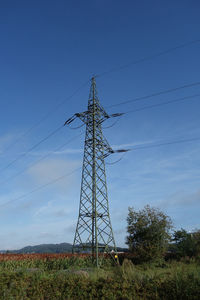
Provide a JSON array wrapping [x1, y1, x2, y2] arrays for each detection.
[[0, 133, 83, 186], [0, 125, 64, 173], [1, 135, 200, 208], [124, 94, 199, 114], [106, 81, 200, 108], [131, 137, 200, 151], [1, 80, 89, 155], [2, 38, 200, 154], [106, 137, 200, 165], [102, 94, 199, 129], [97, 38, 200, 78], [0, 167, 81, 209]]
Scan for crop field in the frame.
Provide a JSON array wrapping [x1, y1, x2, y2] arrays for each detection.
[[0, 254, 199, 299], [0, 253, 89, 261]]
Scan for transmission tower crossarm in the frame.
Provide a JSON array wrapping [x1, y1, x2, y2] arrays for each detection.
[[64, 106, 124, 128]]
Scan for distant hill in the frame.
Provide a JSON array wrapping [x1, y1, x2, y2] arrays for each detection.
[[1, 243, 73, 254], [0, 243, 127, 254]]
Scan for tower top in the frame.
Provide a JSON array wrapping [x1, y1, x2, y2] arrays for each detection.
[[91, 76, 96, 82]]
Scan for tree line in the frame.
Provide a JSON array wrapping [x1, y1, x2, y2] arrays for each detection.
[[126, 205, 200, 263]]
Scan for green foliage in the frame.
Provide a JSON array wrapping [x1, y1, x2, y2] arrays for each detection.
[[0, 257, 88, 272], [126, 205, 173, 263], [172, 228, 200, 258], [0, 260, 199, 299], [0, 256, 115, 274]]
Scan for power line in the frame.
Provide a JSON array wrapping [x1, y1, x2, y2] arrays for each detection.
[[65, 90, 200, 132], [0, 167, 81, 209], [2, 37, 200, 156], [97, 38, 200, 78], [102, 117, 121, 129], [105, 81, 200, 109], [1, 80, 89, 155], [128, 137, 200, 151], [106, 137, 200, 165], [2, 38, 200, 155], [102, 94, 199, 129], [1, 135, 200, 209], [106, 153, 126, 165], [0, 133, 83, 186], [124, 94, 199, 114], [19, 84, 197, 176], [0, 125, 64, 173]]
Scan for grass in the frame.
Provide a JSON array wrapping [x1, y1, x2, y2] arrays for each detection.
[[0, 256, 199, 299]]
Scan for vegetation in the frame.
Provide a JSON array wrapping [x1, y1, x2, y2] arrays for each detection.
[[0, 255, 199, 299], [126, 205, 172, 263], [171, 228, 200, 258], [0, 254, 95, 272], [0, 205, 199, 299]]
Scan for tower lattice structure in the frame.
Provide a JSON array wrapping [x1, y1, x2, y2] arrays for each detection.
[[67, 77, 117, 265]]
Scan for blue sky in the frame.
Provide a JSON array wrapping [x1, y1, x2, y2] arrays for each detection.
[[0, 0, 200, 249]]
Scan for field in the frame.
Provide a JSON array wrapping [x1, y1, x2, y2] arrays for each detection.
[[0, 254, 199, 299]]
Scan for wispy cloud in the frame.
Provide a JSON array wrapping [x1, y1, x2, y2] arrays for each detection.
[[0, 133, 16, 153], [160, 189, 200, 208], [112, 134, 200, 151], [112, 139, 155, 149], [25, 148, 83, 157], [27, 158, 80, 192], [34, 200, 71, 218]]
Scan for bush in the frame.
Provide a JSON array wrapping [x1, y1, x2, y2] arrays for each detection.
[[126, 205, 172, 263]]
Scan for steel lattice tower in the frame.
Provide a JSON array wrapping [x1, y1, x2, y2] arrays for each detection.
[[70, 77, 117, 266]]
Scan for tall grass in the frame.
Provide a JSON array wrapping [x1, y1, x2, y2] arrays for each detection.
[[0, 257, 199, 299]]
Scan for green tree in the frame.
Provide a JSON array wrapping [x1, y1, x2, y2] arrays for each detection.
[[193, 230, 200, 255], [126, 205, 172, 262], [173, 228, 200, 257]]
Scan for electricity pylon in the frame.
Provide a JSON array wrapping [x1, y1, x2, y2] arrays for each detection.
[[65, 77, 127, 267]]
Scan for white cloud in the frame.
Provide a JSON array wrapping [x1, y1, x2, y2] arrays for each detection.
[[25, 148, 83, 157], [27, 158, 80, 192], [112, 139, 155, 149], [160, 189, 200, 208], [34, 200, 71, 219]]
